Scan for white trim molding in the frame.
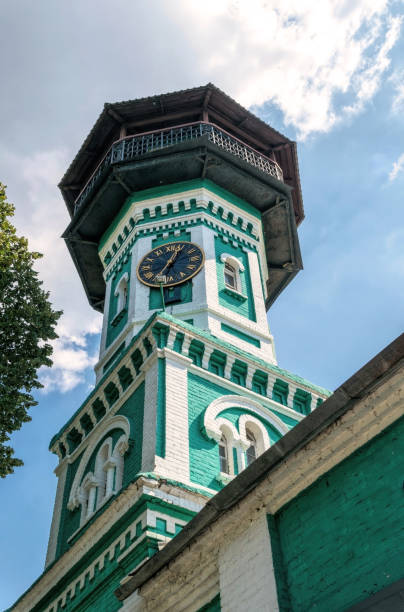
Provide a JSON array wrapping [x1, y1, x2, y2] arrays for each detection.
[[220, 252, 245, 272], [114, 271, 129, 313], [203, 395, 289, 443]]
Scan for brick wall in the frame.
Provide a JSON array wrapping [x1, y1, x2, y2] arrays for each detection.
[[219, 512, 278, 612], [272, 415, 404, 611]]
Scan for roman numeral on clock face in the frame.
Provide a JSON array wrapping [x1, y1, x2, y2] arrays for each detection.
[[137, 241, 204, 287]]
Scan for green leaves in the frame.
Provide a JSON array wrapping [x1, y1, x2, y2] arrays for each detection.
[[0, 183, 62, 478]]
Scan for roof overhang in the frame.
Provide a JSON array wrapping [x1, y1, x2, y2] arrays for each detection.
[[59, 84, 304, 224]]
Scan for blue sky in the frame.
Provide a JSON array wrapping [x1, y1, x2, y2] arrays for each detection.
[[1, 1, 403, 608]]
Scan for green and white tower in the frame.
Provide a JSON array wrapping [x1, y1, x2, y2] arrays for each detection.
[[11, 85, 330, 612]]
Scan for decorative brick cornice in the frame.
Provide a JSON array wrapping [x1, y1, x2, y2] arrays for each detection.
[[99, 186, 263, 271], [50, 312, 330, 463]]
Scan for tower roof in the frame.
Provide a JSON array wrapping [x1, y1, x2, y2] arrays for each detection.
[[60, 83, 304, 223]]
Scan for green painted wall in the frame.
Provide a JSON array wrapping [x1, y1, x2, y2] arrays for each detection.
[[197, 593, 221, 611], [55, 452, 84, 560], [270, 416, 404, 612], [117, 381, 145, 487], [55, 383, 145, 558], [221, 322, 261, 347], [188, 372, 233, 491], [214, 237, 256, 322], [30, 495, 194, 612], [106, 255, 131, 348], [188, 373, 293, 490], [156, 358, 166, 458], [270, 409, 299, 429]]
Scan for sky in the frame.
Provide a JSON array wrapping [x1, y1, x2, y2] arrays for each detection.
[[1, 0, 403, 608]]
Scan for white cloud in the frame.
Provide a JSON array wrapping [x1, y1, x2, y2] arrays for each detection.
[[1, 1, 401, 392], [177, 0, 401, 137], [342, 15, 402, 117], [390, 69, 404, 112], [39, 336, 98, 393], [389, 152, 404, 180], [1, 147, 102, 393]]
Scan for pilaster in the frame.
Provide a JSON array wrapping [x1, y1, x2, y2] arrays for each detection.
[[141, 355, 159, 472], [45, 460, 68, 567], [154, 350, 192, 482]]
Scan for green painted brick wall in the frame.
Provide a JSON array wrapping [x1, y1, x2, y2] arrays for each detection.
[[55, 452, 84, 559], [32, 496, 194, 612], [270, 408, 299, 430], [117, 381, 145, 486], [188, 373, 293, 490], [155, 358, 166, 458], [188, 372, 233, 491], [271, 415, 404, 612], [196, 593, 221, 611], [56, 383, 145, 558]]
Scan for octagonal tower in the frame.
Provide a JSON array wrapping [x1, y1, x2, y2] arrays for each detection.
[[10, 86, 331, 612]]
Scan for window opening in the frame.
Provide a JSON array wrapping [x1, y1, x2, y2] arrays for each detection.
[[219, 434, 229, 474], [115, 274, 129, 314], [224, 262, 237, 290], [246, 429, 257, 466], [164, 285, 182, 305]]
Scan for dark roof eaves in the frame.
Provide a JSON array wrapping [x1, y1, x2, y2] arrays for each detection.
[[59, 83, 293, 189]]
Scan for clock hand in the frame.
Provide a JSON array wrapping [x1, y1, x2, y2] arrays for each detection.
[[157, 247, 182, 276]]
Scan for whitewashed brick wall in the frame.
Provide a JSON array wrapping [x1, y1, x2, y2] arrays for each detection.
[[219, 512, 279, 612], [141, 356, 159, 472], [154, 350, 191, 481]]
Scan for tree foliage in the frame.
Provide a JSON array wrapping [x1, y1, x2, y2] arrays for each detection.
[[0, 183, 61, 478]]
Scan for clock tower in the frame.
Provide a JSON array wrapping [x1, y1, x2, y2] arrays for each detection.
[[10, 85, 330, 612]]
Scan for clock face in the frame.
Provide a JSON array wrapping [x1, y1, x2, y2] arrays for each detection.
[[136, 241, 205, 287]]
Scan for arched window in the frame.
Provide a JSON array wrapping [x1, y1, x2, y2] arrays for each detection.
[[246, 428, 257, 466], [220, 253, 245, 294], [67, 416, 130, 518], [94, 442, 110, 504], [80, 473, 98, 521], [115, 272, 129, 314], [78, 434, 126, 524], [219, 434, 230, 474], [224, 262, 238, 290]]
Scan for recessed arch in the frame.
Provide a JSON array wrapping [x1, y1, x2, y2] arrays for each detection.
[[68, 415, 130, 511], [203, 395, 288, 443]]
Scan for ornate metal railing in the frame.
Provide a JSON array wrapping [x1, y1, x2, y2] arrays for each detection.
[[74, 122, 283, 212]]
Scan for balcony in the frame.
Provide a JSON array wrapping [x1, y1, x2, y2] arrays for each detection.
[[74, 122, 284, 213]]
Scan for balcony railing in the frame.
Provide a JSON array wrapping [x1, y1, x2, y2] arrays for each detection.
[[74, 122, 283, 212]]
